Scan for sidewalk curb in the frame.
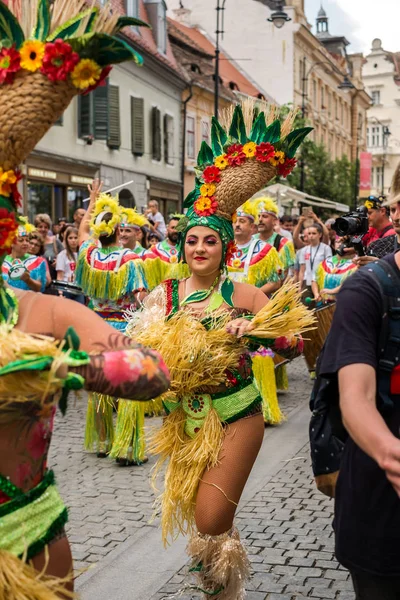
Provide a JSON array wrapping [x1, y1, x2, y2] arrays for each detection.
[[78, 400, 311, 600]]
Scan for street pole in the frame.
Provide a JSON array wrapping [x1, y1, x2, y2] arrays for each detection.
[[299, 56, 307, 192], [214, 0, 226, 119]]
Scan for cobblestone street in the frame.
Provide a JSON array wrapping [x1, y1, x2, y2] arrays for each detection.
[[49, 358, 355, 599]]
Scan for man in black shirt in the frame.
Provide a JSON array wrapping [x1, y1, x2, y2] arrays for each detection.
[[320, 166, 400, 599]]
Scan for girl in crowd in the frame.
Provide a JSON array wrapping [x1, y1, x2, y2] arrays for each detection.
[[298, 223, 332, 304], [34, 214, 63, 279], [56, 226, 85, 303]]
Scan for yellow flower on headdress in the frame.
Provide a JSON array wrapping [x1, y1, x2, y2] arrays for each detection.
[[90, 193, 121, 238], [16, 216, 35, 237], [364, 200, 374, 210], [243, 142, 256, 158], [120, 207, 149, 229], [200, 183, 216, 197], [236, 199, 260, 224], [0, 168, 17, 197], [71, 59, 102, 90], [254, 196, 279, 217], [20, 40, 45, 72], [214, 155, 229, 170], [269, 151, 285, 167]]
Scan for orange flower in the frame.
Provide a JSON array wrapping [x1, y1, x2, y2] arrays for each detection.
[[243, 142, 256, 158], [140, 356, 159, 380], [0, 168, 17, 197], [194, 195, 218, 217], [269, 151, 285, 166], [200, 183, 216, 197], [214, 155, 229, 170]]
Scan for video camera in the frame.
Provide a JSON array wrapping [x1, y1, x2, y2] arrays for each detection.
[[332, 206, 369, 257]]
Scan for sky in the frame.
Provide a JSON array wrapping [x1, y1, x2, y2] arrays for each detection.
[[305, 0, 399, 54]]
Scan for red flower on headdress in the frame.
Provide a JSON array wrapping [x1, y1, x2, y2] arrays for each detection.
[[203, 165, 221, 184], [41, 39, 79, 82], [225, 143, 246, 167], [277, 157, 297, 178], [0, 45, 21, 84], [194, 195, 218, 217], [225, 239, 238, 264], [82, 65, 112, 95], [0, 208, 18, 251], [255, 142, 275, 163]]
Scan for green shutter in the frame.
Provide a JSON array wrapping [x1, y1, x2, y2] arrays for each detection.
[[108, 85, 121, 150], [131, 96, 144, 156], [93, 80, 109, 141], [152, 106, 161, 161], [78, 94, 92, 138], [163, 113, 168, 164]]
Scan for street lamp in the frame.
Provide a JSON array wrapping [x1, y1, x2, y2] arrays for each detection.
[[214, 0, 226, 118], [369, 116, 392, 195], [267, 1, 291, 29]]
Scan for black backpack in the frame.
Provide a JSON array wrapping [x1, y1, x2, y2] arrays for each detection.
[[309, 257, 400, 497]]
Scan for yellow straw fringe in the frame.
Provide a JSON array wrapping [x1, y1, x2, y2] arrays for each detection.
[[252, 355, 283, 425], [275, 364, 289, 391], [110, 400, 146, 462], [0, 327, 66, 420], [0, 549, 76, 600], [149, 406, 225, 545]]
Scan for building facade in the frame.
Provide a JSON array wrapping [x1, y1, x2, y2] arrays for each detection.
[[363, 39, 400, 196], [167, 0, 370, 164], [24, 0, 187, 223], [168, 12, 266, 198]]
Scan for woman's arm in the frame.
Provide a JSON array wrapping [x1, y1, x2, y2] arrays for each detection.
[[293, 216, 306, 249], [51, 296, 169, 401], [78, 179, 103, 246], [310, 212, 329, 244], [311, 280, 320, 300], [298, 263, 306, 289], [56, 271, 64, 282], [20, 269, 42, 292]]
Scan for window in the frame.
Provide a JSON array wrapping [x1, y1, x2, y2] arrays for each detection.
[[371, 90, 381, 105], [373, 165, 383, 191], [157, 1, 167, 54], [321, 86, 325, 109], [164, 114, 174, 165], [131, 97, 145, 156], [78, 80, 109, 141], [327, 91, 331, 117], [151, 106, 162, 161], [126, 0, 139, 17], [186, 115, 195, 159], [299, 59, 303, 89], [335, 96, 338, 120], [370, 125, 382, 147], [340, 101, 344, 124], [312, 79, 317, 105], [108, 85, 121, 150], [201, 119, 210, 144]]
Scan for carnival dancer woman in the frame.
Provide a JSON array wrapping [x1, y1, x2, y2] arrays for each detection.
[[0, 1, 167, 596], [127, 103, 313, 598], [77, 181, 149, 465], [2, 221, 47, 293]]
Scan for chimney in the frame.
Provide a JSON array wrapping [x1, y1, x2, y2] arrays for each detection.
[[173, 6, 192, 26]]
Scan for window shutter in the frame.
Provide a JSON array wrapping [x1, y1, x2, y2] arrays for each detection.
[[78, 94, 92, 138], [163, 113, 169, 164], [131, 97, 144, 156], [152, 106, 161, 161], [93, 80, 109, 141], [108, 85, 121, 149]]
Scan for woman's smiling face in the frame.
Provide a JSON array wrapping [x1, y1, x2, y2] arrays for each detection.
[[184, 226, 223, 275]]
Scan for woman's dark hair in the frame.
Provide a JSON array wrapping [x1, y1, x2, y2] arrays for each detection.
[[99, 213, 118, 247], [139, 226, 149, 249], [64, 226, 79, 261], [310, 222, 323, 237]]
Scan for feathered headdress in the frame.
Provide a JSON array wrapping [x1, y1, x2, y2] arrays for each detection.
[[120, 207, 149, 229], [178, 102, 312, 254], [90, 193, 121, 238], [253, 196, 279, 218], [235, 199, 260, 224]]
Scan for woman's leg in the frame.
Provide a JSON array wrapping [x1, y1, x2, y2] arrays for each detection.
[[189, 412, 264, 599], [30, 534, 74, 596]]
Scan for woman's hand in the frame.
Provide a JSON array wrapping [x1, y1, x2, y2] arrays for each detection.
[[226, 318, 254, 338], [88, 179, 103, 202]]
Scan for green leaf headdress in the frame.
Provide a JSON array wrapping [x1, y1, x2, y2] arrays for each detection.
[[178, 101, 313, 259]]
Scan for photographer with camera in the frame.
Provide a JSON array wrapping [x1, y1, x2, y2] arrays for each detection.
[[316, 164, 400, 599], [353, 196, 395, 266]]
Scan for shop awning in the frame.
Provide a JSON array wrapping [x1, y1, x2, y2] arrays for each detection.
[[253, 183, 349, 213]]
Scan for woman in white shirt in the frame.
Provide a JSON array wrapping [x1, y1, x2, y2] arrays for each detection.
[[56, 226, 85, 303], [298, 223, 332, 305]]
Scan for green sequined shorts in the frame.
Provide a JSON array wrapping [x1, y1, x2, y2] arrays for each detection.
[[164, 381, 262, 438], [0, 470, 68, 560]]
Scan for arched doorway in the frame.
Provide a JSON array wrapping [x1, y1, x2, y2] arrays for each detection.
[[119, 188, 135, 208]]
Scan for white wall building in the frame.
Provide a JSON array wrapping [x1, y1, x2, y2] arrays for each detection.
[[24, 0, 187, 223], [363, 39, 400, 197]]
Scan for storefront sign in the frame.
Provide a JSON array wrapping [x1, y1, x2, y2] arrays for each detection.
[[71, 175, 93, 186], [28, 168, 57, 180], [359, 152, 372, 197]]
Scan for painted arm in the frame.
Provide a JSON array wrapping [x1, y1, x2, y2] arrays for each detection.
[[339, 363, 400, 497], [78, 179, 103, 246]]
